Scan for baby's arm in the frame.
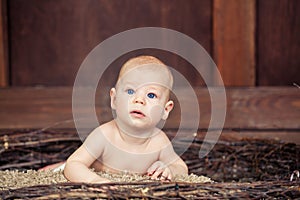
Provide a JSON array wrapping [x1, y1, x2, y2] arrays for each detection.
[[64, 145, 109, 183], [147, 134, 188, 180], [64, 127, 109, 183], [160, 143, 188, 176]]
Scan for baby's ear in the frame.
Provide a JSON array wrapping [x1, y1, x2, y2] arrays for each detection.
[[110, 88, 117, 109], [162, 100, 174, 120]]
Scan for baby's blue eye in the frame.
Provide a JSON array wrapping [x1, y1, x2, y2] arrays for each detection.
[[127, 89, 135, 95], [147, 93, 157, 99]]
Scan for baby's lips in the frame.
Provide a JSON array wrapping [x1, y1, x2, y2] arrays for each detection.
[[130, 110, 146, 117]]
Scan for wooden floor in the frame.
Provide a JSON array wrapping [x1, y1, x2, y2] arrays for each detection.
[[0, 87, 299, 143]]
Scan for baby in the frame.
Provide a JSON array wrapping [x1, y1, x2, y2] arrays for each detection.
[[59, 56, 187, 183]]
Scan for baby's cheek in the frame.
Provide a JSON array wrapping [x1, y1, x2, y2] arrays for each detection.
[[150, 105, 164, 121]]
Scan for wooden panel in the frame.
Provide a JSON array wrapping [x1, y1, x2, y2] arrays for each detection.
[[166, 130, 300, 145], [0, 87, 299, 130], [0, 87, 75, 129], [225, 87, 300, 129], [217, 130, 300, 145], [213, 0, 256, 86], [0, 0, 8, 87], [8, 0, 211, 86], [257, 0, 300, 86]]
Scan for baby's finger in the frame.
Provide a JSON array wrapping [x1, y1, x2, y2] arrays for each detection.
[[160, 169, 171, 181], [167, 174, 172, 181], [147, 162, 160, 175], [150, 167, 164, 180]]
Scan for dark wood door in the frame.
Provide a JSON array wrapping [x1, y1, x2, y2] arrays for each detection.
[[8, 0, 212, 87]]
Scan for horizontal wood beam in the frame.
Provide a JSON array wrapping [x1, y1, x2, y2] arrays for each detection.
[[0, 87, 299, 130]]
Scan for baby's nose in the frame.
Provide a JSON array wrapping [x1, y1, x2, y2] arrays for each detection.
[[133, 96, 145, 105]]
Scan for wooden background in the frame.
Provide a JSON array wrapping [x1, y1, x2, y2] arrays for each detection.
[[0, 0, 299, 143], [0, 0, 299, 87]]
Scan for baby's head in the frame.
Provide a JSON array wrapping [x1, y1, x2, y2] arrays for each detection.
[[116, 55, 173, 93], [110, 55, 174, 134]]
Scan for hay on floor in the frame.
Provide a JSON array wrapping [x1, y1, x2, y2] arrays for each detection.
[[0, 170, 212, 190], [1, 178, 299, 199], [1, 130, 299, 182], [0, 130, 300, 199]]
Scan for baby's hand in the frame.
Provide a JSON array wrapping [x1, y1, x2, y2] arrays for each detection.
[[147, 161, 172, 181]]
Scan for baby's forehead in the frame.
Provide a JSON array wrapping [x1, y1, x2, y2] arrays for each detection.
[[121, 81, 169, 90], [120, 63, 169, 76], [117, 64, 173, 89]]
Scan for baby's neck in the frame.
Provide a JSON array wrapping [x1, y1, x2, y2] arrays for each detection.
[[113, 120, 158, 145]]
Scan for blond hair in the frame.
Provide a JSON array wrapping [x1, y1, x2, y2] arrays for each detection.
[[117, 55, 173, 88]]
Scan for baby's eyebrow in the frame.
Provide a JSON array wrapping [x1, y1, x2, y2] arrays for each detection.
[[122, 82, 137, 88], [147, 86, 161, 91], [146, 84, 169, 90]]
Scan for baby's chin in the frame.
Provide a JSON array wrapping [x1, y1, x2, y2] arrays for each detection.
[[115, 119, 161, 138]]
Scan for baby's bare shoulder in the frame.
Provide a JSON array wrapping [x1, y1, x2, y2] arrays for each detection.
[[87, 120, 116, 139], [151, 129, 171, 144], [99, 120, 116, 133]]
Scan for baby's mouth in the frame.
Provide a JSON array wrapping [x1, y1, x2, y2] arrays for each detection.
[[130, 110, 146, 118]]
